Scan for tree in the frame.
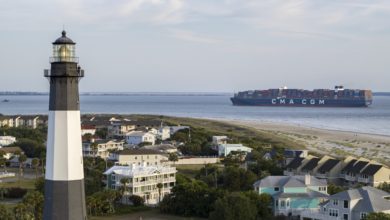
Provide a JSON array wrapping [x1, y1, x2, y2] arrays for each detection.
[[364, 212, 390, 220], [21, 191, 44, 220], [159, 180, 223, 217], [39, 151, 46, 175], [14, 203, 33, 220], [35, 177, 45, 194], [168, 153, 178, 165], [327, 183, 346, 195], [31, 158, 40, 179], [157, 182, 163, 203], [222, 166, 257, 191], [0, 204, 13, 220], [378, 182, 390, 193], [120, 177, 130, 203], [18, 154, 27, 179], [10, 138, 45, 158], [0, 157, 6, 172], [209, 192, 257, 220], [244, 191, 273, 218], [95, 128, 108, 139], [0, 188, 8, 200], [129, 195, 144, 206]]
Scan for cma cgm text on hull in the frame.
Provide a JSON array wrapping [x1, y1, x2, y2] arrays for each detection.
[[231, 86, 373, 107]]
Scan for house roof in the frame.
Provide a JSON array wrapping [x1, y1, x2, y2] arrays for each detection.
[[103, 164, 176, 177], [286, 157, 305, 169], [253, 175, 327, 188], [118, 149, 163, 155], [330, 187, 390, 212], [349, 161, 369, 173], [342, 159, 358, 173], [301, 158, 320, 171], [126, 131, 151, 137], [317, 159, 340, 173], [360, 164, 383, 175]]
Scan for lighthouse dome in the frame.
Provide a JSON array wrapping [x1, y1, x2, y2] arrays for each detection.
[[53, 30, 75, 45]]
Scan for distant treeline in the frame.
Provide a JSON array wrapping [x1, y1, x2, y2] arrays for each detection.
[[1, 91, 389, 96], [0, 92, 231, 96]]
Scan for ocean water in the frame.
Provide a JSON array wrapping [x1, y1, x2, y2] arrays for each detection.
[[0, 94, 389, 136]]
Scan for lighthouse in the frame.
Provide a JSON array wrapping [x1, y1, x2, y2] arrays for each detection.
[[43, 31, 86, 220]]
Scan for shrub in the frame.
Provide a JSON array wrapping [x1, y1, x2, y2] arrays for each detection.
[[129, 195, 144, 206], [5, 187, 27, 198]]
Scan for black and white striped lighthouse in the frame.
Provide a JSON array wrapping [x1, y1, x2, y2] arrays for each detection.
[[43, 31, 86, 220]]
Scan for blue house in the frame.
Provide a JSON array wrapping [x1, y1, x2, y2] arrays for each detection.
[[253, 175, 328, 217]]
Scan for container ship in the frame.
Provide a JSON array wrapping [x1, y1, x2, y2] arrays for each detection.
[[231, 86, 372, 107]]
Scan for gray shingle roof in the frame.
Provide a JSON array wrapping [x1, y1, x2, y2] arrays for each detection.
[[301, 158, 320, 171], [317, 159, 340, 173], [342, 159, 358, 173], [360, 164, 383, 176], [253, 175, 327, 188], [286, 157, 304, 169], [350, 161, 369, 173], [331, 187, 390, 212]]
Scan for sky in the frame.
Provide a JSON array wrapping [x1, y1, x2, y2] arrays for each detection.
[[0, 0, 389, 92]]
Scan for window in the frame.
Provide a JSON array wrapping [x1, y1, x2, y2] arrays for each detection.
[[333, 200, 339, 206], [319, 186, 327, 192], [344, 200, 348, 208], [275, 200, 279, 207], [274, 187, 280, 191], [280, 200, 285, 208], [286, 200, 290, 207], [329, 209, 338, 217], [360, 213, 367, 219], [343, 214, 348, 220]]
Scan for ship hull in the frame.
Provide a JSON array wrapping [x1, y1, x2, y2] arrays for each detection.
[[231, 97, 370, 107]]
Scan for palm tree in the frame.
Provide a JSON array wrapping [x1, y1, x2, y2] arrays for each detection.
[[168, 153, 178, 165], [18, 154, 27, 179], [156, 183, 163, 203], [120, 177, 130, 204], [31, 158, 39, 179], [0, 157, 6, 173], [91, 142, 99, 164], [39, 152, 46, 175], [0, 188, 8, 201]]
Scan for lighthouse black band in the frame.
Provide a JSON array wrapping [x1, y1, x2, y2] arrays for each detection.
[[43, 179, 87, 220], [48, 63, 81, 111]]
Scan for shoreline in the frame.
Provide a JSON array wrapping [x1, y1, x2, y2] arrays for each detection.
[[215, 118, 390, 164]]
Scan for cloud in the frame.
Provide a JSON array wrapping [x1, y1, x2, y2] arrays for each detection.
[[169, 29, 220, 44]]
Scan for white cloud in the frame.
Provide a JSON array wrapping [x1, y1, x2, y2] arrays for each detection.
[[169, 29, 220, 44]]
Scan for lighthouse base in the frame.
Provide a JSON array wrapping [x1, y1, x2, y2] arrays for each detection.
[[43, 179, 87, 220]]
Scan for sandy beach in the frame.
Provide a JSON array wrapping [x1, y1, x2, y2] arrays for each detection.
[[221, 119, 390, 164]]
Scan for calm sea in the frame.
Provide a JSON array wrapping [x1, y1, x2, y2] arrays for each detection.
[[0, 94, 389, 136]]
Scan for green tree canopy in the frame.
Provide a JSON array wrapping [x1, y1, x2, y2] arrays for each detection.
[[209, 192, 257, 220], [364, 212, 390, 220]]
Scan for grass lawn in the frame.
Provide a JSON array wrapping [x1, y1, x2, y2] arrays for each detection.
[[0, 177, 37, 189], [175, 164, 207, 178], [90, 209, 205, 220]]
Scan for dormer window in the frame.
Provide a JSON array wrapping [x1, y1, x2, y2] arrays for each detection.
[[274, 187, 280, 191], [344, 200, 349, 208]]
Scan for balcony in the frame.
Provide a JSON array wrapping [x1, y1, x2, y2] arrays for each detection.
[[50, 56, 79, 63], [44, 68, 84, 78], [358, 177, 370, 184]]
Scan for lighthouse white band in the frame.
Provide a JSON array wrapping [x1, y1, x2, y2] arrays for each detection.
[[45, 110, 84, 181]]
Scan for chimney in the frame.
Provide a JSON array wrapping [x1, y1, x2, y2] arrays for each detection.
[[305, 174, 311, 185]]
